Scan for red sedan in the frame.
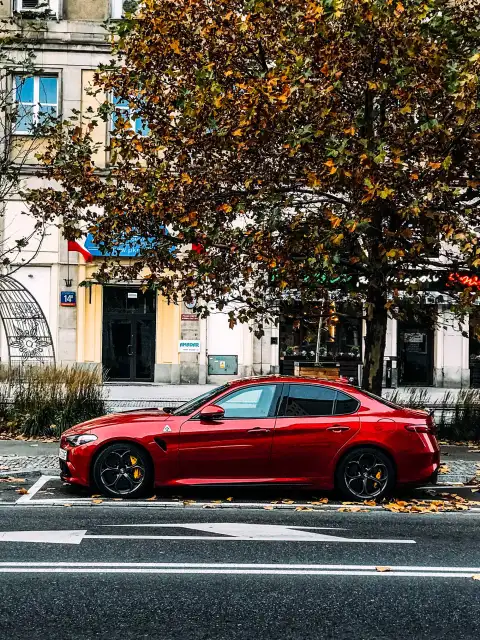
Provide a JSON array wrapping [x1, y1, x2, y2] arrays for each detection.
[[59, 376, 440, 501]]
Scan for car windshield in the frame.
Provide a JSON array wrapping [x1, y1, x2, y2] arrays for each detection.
[[171, 384, 230, 416]]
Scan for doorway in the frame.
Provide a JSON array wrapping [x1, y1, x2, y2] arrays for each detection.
[[398, 323, 434, 386], [102, 287, 156, 381]]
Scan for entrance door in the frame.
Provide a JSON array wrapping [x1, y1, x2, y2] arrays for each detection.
[[102, 288, 155, 381], [398, 325, 434, 386]]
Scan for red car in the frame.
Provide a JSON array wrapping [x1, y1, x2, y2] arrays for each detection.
[[59, 376, 440, 501]]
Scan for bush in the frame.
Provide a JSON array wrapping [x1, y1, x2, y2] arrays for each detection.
[[388, 387, 480, 442], [0, 365, 106, 437]]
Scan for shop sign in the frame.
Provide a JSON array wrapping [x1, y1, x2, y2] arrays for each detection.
[[60, 291, 76, 307], [179, 340, 201, 353], [404, 333, 424, 343], [181, 313, 198, 321]]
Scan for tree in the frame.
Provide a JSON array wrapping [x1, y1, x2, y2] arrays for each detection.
[[25, 0, 480, 393], [0, 4, 51, 276]]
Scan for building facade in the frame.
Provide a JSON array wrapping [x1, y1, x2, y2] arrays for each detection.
[[0, 1, 476, 388]]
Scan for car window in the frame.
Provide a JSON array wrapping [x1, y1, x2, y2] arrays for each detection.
[[173, 384, 230, 416], [334, 391, 359, 415], [282, 384, 336, 417], [216, 385, 277, 418]]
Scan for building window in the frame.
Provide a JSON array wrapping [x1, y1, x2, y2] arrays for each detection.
[[14, 0, 59, 17], [14, 75, 59, 135], [111, 95, 149, 136], [111, 0, 138, 19]]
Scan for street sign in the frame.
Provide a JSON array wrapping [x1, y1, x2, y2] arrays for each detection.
[[181, 313, 198, 321], [60, 291, 76, 307]]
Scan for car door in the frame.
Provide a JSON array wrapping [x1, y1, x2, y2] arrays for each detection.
[[178, 383, 282, 483], [271, 384, 360, 484]]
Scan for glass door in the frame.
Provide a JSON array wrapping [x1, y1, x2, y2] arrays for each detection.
[[102, 287, 156, 382], [102, 318, 133, 380]]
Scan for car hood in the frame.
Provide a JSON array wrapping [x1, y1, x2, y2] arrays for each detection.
[[63, 409, 174, 435]]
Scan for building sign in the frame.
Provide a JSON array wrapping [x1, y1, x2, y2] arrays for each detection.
[[181, 313, 199, 321], [178, 340, 201, 353], [84, 227, 174, 258], [60, 291, 76, 307]]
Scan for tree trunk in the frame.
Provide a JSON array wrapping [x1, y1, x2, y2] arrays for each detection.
[[362, 287, 388, 395]]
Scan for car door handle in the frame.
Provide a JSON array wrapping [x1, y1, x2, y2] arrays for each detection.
[[326, 425, 350, 433], [248, 427, 271, 434]]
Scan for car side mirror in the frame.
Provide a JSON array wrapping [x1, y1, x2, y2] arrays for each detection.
[[199, 404, 225, 421]]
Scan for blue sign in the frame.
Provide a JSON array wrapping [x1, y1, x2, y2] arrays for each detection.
[[84, 228, 175, 258], [60, 291, 76, 307]]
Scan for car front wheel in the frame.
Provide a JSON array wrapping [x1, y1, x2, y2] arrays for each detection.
[[93, 443, 152, 498], [336, 447, 395, 501]]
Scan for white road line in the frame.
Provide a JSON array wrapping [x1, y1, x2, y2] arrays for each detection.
[[15, 475, 57, 504], [83, 534, 416, 543], [0, 566, 477, 577], [1, 562, 477, 571]]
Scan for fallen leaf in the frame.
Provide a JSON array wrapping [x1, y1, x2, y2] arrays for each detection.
[[146, 495, 157, 501], [63, 503, 72, 507], [364, 500, 377, 506], [295, 506, 313, 511], [226, 497, 233, 502], [92, 499, 103, 505], [202, 504, 216, 509], [282, 500, 295, 504], [15, 488, 28, 495], [91, 494, 102, 498], [472, 575, 480, 581], [376, 566, 392, 572], [264, 506, 274, 510]]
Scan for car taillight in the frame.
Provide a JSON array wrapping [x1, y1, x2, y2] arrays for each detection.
[[405, 424, 433, 434]]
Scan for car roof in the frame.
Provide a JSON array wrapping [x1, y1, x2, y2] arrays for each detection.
[[224, 375, 357, 392]]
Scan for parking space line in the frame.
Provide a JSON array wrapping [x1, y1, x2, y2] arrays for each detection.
[[15, 475, 58, 504]]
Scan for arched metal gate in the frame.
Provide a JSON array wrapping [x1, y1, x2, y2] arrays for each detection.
[[0, 276, 55, 365]]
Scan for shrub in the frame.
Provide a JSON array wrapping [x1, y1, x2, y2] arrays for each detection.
[[388, 387, 480, 442], [0, 364, 106, 437]]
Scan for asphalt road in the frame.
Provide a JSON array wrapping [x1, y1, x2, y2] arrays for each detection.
[[1, 505, 480, 640]]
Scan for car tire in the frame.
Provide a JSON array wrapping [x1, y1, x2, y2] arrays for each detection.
[[336, 447, 395, 502], [93, 442, 153, 498]]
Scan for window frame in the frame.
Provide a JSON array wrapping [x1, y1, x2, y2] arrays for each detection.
[[109, 94, 149, 137], [190, 383, 284, 421], [279, 384, 359, 418], [13, 74, 59, 136], [14, 0, 60, 17]]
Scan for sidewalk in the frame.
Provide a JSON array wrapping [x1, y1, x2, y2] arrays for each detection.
[[103, 383, 215, 411]]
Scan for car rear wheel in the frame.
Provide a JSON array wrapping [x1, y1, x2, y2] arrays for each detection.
[[93, 443, 152, 498], [336, 447, 395, 501]]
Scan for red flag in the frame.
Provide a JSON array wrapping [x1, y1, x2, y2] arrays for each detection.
[[68, 240, 93, 263]]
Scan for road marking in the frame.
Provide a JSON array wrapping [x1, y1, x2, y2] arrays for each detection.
[[0, 530, 86, 544], [15, 475, 58, 504], [0, 524, 416, 544], [0, 562, 477, 577]]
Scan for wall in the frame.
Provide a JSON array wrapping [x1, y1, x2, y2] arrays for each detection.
[[434, 309, 470, 388], [65, 0, 108, 21]]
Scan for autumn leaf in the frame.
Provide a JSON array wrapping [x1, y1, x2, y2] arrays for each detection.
[[92, 499, 103, 505], [15, 488, 29, 495], [472, 575, 480, 580], [170, 39, 181, 54], [376, 566, 392, 572]]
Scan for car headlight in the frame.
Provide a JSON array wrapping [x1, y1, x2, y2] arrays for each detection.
[[65, 434, 98, 447]]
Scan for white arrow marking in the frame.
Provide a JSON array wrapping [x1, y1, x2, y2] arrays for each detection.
[[0, 523, 415, 544], [0, 530, 86, 544]]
